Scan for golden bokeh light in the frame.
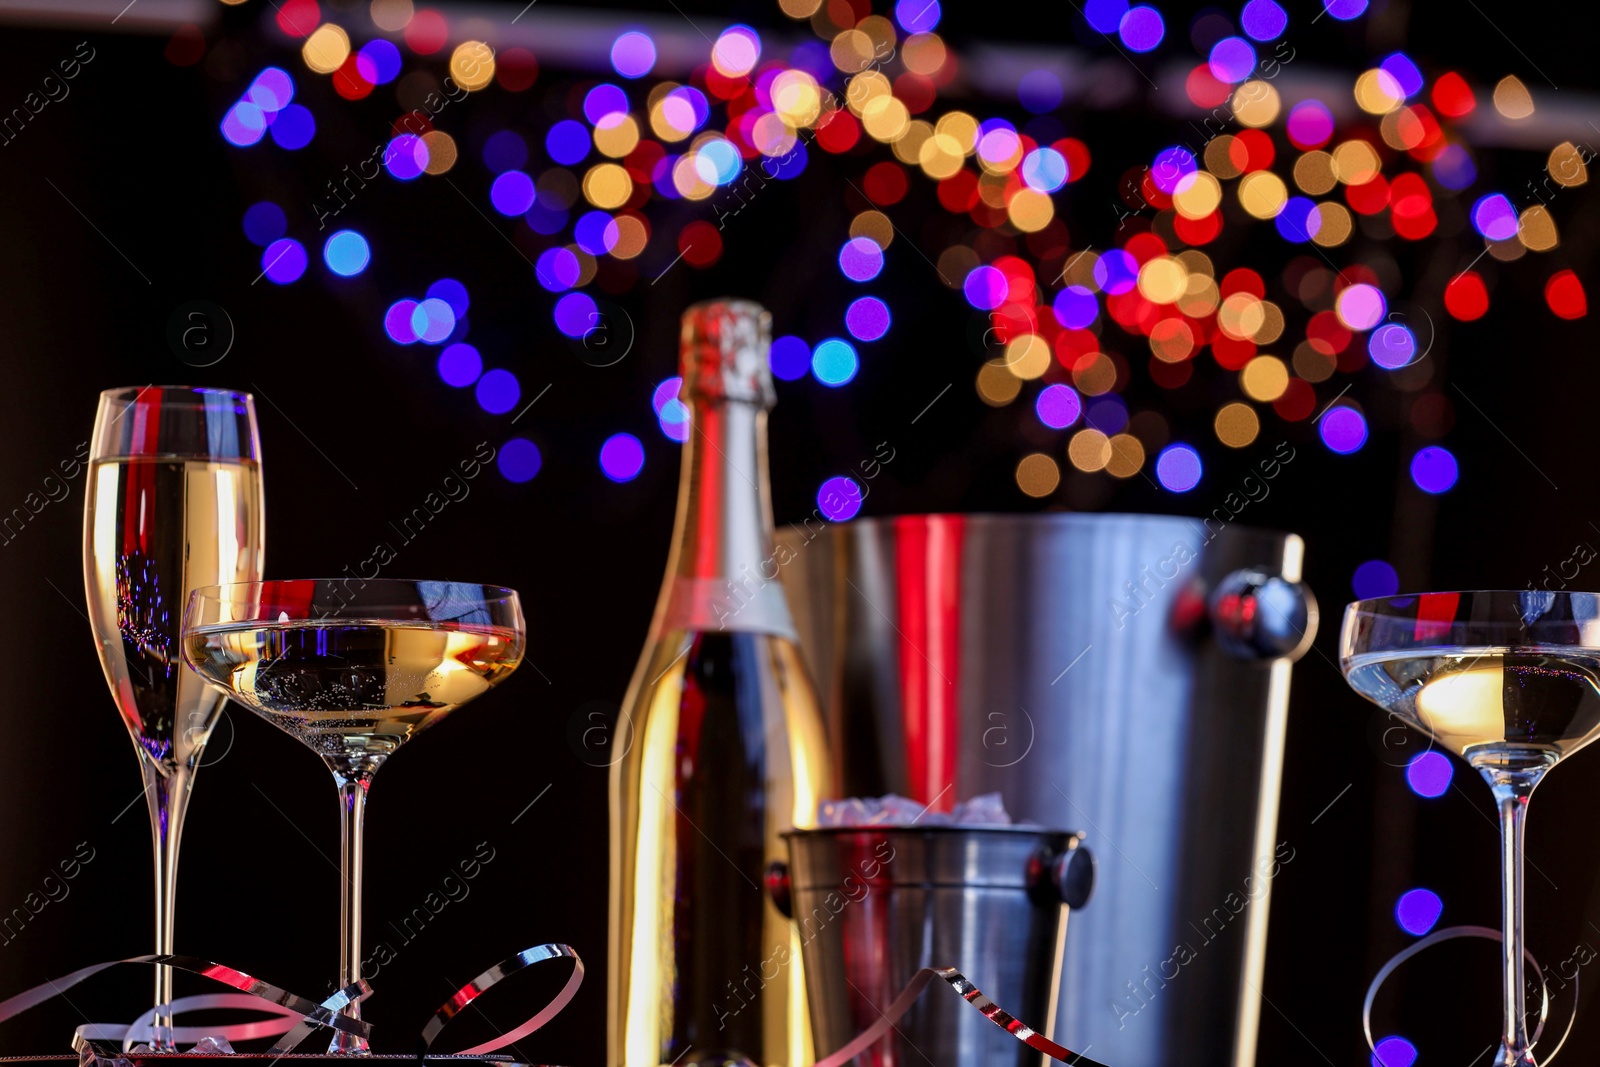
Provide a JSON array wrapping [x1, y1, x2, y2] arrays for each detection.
[[861, 96, 911, 142], [671, 155, 714, 200], [891, 120, 933, 164], [583, 162, 633, 209], [977, 359, 1022, 406], [1007, 189, 1054, 232], [1016, 453, 1060, 497], [1311, 202, 1353, 247], [449, 41, 496, 91], [1214, 402, 1261, 448], [1072, 352, 1117, 395], [1068, 428, 1112, 473], [778, 0, 823, 16], [369, 0, 412, 31], [1061, 250, 1099, 289], [1218, 292, 1265, 339], [1549, 142, 1589, 188], [594, 113, 641, 158], [1292, 341, 1337, 383], [918, 134, 965, 180], [1332, 139, 1382, 184], [1149, 318, 1195, 363], [771, 70, 822, 127], [1494, 75, 1534, 119], [1240, 355, 1289, 402], [1176, 250, 1214, 277], [1252, 300, 1285, 344], [830, 29, 877, 74], [1233, 81, 1280, 128], [1353, 68, 1405, 114], [420, 130, 457, 174], [935, 111, 979, 155], [1173, 171, 1222, 219], [850, 210, 894, 249], [301, 24, 351, 75], [1105, 433, 1145, 478], [1204, 134, 1242, 179], [1177, 275, 1220, 317], [611, 214, 649, 259], [1294, 151, 1337, 195], [844, 70, 891, 114], [752, 112, 798, 157], [857, 15, 898, 57], [1518, 204, 1558, 251], [901, 33, 947, 76], [1003, 334, 1051, 380], [1137, 256, 1187, 304], [1238, 170, 1287, 219]]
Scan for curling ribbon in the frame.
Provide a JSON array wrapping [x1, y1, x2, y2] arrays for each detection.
[[0, 946, 582, 1061], [807, 965, 1111, 1067], [1362, 924, 1577, 1064]]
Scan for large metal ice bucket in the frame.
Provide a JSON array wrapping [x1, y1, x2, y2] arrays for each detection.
[[769, 826, 1095, 1067], [776, 513, 1316, 1067]]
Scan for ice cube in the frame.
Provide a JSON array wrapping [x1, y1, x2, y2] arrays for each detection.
[[951, 792, 1012, 825], [191, 1036, 236, 1055]]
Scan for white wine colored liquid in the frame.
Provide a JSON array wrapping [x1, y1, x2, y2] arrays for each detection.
[[1346, 647, 1600, 767], [184, 620, 521, 774], [84, 457, 264, 769]]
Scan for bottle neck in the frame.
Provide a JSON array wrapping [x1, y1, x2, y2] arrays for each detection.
[[656, 395, 796, 639]]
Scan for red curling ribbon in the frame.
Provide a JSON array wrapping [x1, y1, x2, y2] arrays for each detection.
[[808, 965, 1111, 1067], [0, 945, 584, 1062]]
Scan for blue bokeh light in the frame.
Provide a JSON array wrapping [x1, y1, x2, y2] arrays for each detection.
[[600, 433, 645, 482], [411, 297, 456, 344], [438, 343, 483, 387], [546, 120, 591, 166], [1352, 559, 1399, 599], [770, 335, 811, 380], [491, 170, 536, 216], [268, 104, 315, 150], [817, 476, 864, 521], [1240, 0, 1287, 41], [894, 0, 941, 32], [497, 437, 542, 483], [1319, 407, 1368, 454], [1411, 447, 1459, 493], [356, 39, 402, 85], [242, 201, 286, 247], [427, 278, 470, 318], [812, 338, 859, 386], [1406, 751, 1453, 798], [261, 238, 306, 284], [1118, 6, 1165, 51], [475, 369, 521, 414], [482, 130, 528, 173], [1084, 0, 1129, 33], [322, 230, 370, 276], [1371, 1036, 1417, 1067], [554, 291, 599, 339], [845, 297, 891, 341], [1053, 285, 1099, 329], [1155, 444, 1202, 492], [1395, 889, 1442, 936]]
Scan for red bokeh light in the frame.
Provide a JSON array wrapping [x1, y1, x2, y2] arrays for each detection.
[[1546, 270, 1587, 319], [1444, 271, 1489, 321]]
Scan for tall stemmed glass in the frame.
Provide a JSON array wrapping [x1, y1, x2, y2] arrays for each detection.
[[182, 579, 525, 1054], [82, 386, 264, 1050], [1341, 591, 1600, 1066]]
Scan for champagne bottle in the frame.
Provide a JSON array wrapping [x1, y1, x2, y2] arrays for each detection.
[[609, 299, 833, 1067]]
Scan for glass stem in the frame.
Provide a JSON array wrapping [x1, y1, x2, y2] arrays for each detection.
[[142, 761, 190, 1053], [331, 774, 371, 1055], [1485, 770, 1540, 1066]]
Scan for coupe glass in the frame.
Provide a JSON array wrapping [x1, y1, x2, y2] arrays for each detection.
[[1341, 591, 1600, 1066], [181, 579, 524, 1054], [82, 386, 264, 1050]]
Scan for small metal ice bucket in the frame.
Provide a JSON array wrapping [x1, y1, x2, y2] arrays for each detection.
[[769, 826, 1095, 1067]]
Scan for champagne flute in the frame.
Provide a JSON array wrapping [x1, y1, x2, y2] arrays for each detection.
[[181, 579, 525, 1054], [1341, 591, 1600, 1066], [82, 386, 264, 1050]]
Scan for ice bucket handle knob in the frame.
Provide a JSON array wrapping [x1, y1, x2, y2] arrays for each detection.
[[1208, 568, 1318, 662], [765, 859, 793, 918], [1031, 840, 1096, 910]]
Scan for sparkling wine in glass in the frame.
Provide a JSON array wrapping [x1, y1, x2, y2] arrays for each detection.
[[1341, 591, 1600, 1066], [82, 386, 264, 1050], [182, 579, 525, 1054]]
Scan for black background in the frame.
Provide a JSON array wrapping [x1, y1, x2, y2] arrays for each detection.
[[1, 0, 1599, 1063]]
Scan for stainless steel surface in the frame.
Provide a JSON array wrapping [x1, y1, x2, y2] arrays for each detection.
[[777, 826, 1087, 1067], [776, 513, 1316, 1067]]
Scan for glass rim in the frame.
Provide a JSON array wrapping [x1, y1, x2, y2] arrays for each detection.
[[1346, 590, 1600, 613], [99, 384, 254, 404], [187, 578, 520, 602]]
